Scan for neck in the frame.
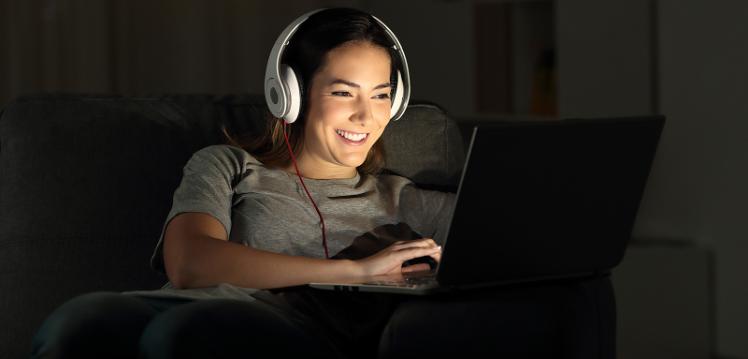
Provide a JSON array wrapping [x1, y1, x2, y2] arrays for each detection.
[[285, 153, 357, 180]]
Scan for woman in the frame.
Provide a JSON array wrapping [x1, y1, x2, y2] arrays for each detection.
[[30, 7, 453, 359]]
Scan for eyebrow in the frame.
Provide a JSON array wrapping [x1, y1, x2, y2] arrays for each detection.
[[328, 78, 391, 90]]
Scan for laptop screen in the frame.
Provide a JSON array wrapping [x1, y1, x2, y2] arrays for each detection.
[[437, 116, 665, 286]]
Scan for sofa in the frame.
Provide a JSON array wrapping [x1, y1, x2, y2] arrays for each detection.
[[0, 94, 615, 358]]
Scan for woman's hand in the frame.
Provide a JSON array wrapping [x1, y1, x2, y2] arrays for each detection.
[[352, 238, 442, 277]]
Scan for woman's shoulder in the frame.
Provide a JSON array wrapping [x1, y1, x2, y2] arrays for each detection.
[[373, 172, 415, 187], [188, 144, 264, 169], [373, 172, 426, 196], [373, 172, 456, 199], [181, 144, 272, 184]]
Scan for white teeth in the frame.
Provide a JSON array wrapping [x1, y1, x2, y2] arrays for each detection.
[[336, 129, 368, 142]]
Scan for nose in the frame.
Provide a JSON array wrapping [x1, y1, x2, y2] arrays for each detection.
[[351, 95, 375, 127]]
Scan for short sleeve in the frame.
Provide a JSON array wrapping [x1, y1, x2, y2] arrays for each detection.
[[149, 145, 247, 275], [398, 183, 456, 246]]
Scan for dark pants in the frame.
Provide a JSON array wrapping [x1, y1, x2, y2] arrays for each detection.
[[30, 276, 615, 358], [29, 291, 348, 359], [379, 276, 616, 358]]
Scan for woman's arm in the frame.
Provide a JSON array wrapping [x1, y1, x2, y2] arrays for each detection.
[[163, 212, 442, 290], [163, 212, 363, 290]]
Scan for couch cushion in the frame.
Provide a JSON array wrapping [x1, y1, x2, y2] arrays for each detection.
[[380, 103, 465, 190]]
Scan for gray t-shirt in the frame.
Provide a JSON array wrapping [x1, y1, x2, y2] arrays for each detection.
[[123, 144, 454, 301]]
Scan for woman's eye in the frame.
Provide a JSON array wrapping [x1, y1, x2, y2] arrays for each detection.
[[332, 91, 352, 97], [374, 93, 391, 100]]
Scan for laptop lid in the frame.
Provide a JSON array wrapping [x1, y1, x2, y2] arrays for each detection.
[[435, 115, 665, 287]]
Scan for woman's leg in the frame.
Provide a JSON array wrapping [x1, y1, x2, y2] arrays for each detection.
[[378, 276, 616, 359], [138, 298, 345, 359], [30, 291, 165, 358], [379, 285, 565, 358], [263, 288, 402, 359]]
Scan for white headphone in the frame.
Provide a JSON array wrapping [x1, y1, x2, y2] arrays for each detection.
[[264, 8, 411, 124]]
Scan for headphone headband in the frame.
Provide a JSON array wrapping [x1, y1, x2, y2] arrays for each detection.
[[264, 8, 411, 123]]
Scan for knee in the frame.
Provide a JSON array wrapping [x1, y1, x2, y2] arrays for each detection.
[[139, 299, 334, 359], [30, 291, 156, 358]]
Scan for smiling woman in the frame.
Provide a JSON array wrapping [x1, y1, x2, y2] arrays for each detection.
[[30, 7, 454, 359], [295, 40, 393, 178]]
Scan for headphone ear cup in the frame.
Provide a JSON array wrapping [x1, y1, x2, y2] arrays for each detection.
[[281, 64, 302, 123], [390, 70, 405, 120]]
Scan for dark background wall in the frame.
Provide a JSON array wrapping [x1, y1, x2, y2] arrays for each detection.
[[2, 0, 746, 358]]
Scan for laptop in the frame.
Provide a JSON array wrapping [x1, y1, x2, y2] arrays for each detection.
[[309, 115, 665, 295]]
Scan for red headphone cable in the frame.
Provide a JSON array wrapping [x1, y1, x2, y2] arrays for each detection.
[[282, 122, 330, 259]]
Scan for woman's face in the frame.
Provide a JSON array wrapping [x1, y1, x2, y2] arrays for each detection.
[[300, 40, 392, 177]]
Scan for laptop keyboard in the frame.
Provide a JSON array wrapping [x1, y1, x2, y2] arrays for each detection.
[[404, 275, 438, 285], [363, 272, 438, 288]]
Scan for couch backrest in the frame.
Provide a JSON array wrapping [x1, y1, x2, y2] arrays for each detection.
[[0, 94, 465, 241], [0, 93, 465, 358]]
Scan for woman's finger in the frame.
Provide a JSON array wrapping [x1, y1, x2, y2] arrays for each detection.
[[391, 239, 438, 251], [399, 245, 442, 263], [402, 263, 431, 273]]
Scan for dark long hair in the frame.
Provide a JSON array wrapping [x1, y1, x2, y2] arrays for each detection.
[[223, 8, 400, 174]]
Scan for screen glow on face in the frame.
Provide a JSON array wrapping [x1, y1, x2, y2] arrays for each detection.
[[300, 41, 393, 178]]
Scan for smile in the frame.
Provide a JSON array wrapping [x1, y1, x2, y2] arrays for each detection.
[[335, 129, 369, 144]]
